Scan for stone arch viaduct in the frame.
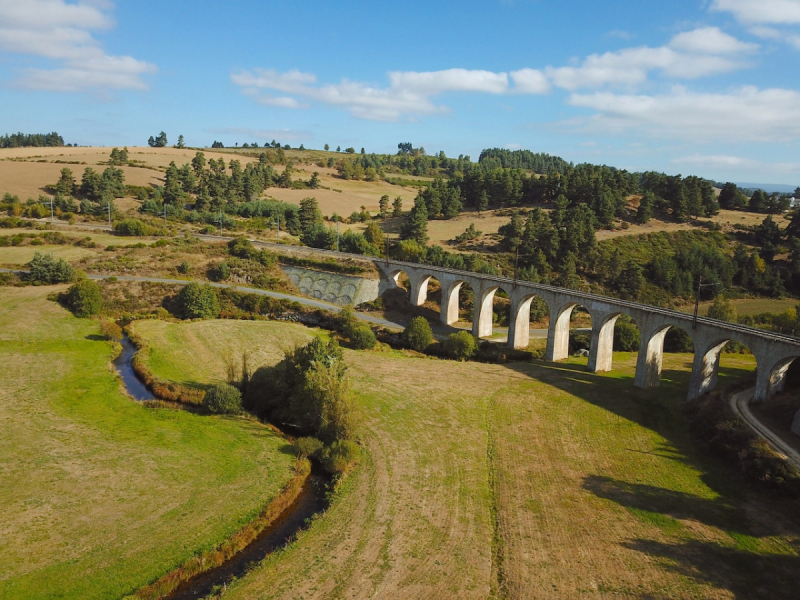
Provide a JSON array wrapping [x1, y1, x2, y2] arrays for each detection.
[[373, 259, 800, 402]]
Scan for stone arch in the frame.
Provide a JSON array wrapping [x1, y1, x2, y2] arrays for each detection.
[[545, 302, 593, 361], [473, 284, 511, 339], [755, 354, 799, 401], [411, 274, 444, 310], [687, 338, 745, 399], [441, 279, 466, 326], [508, 293, 551, 350], [588, 312, 641, 373], [634, 323, 696, 389]]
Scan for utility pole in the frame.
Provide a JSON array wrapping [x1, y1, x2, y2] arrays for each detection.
[[162, 204, 167, 228], [47, 198, 54, 222], [693, 276, 722, 329], [106, 202, 112, 228], [336, 219, 340, 252], [218, 209, 223, 236], [274, 215, 280, 244], [514, 246, 520, 287]]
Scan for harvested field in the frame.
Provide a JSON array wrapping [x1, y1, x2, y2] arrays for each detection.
[[0, 287, 297, 600], [132, 318, 800, 599]]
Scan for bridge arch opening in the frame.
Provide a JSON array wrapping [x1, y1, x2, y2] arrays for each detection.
[[757, 355, 800, 401], [474, 285, 512, 339], [546, 302, 593, 362], [509, 293, 550, 350], [588, 313, 640, 373], [635, 324, 695, 389], [687, 338, 756, 400]]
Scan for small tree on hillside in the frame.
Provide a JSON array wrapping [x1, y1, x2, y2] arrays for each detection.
[[444, 331, 477, 361], [65, 279, 103, 317], [179, 282, 219, 319], [708, 294, 737, 323], [403, 316, 433, 352], [27, 252, 75, 284], [203, 383, 242, 414], [392, 196, 403, 217]]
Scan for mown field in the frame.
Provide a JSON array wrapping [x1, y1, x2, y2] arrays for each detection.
[[132, 317, 800, 599], [0, 286, 297, 600]]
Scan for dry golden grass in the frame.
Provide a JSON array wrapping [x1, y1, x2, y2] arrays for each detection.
[[132, 318, 800, 599]]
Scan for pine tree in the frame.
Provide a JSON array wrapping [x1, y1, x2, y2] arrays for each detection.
[[401, 197, 429, 245], [392, 196, 403, 217], [379, 194, 389, 219]]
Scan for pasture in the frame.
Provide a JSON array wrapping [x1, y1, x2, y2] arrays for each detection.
[[131, 317, 800, 599], [0, 286, 297, 600]]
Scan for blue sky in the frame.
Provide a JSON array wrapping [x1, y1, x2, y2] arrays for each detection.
[[1, 0, 800, 185]]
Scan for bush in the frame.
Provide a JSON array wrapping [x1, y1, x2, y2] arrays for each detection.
[[177, 260, 191, 274], [65, 279, 103, 317], [27, 251, 75, 283], [349, 325, 377, 349], [99, 320, 122, 340], [208, 261, 230, 281], [322, 439, 361, 474], [402, 316, 433, 352], [613, 315, 640, 351], [113, 218, 151, 236], [178, 282, 220, 319], [203, 383, 242, 414], [444, 331, 477, 361], [338, 305, 357, 338], [295, 436, 324, 459]]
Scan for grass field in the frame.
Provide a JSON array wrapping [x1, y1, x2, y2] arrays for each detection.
[[131, 317, 800, 599], [0, 286, 297, 600]]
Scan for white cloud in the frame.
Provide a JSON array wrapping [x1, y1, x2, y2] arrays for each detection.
[[232, 67, 548, 121], [669, 27, 758, 54], [545, 28, 754, 91], [510, 68, 550, 93], [0, 0, 155, 91], [568, 85, 800, 142], [711, 0, 800, 24]]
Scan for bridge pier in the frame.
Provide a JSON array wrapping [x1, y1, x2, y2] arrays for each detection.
[[441, 280, 462, 325], [634, 326, 669, 388], [409, 274, 430, 306], [473, 283, 497, 338], [687, 341, 727, 400], [508, 296, 533, 350], [545, 302, 575, 361], [588, 314, 619, 373]]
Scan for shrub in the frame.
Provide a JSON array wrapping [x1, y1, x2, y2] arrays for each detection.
[[338, 305, 357, 338], [178, 282, 220, 319], [444, 331, 477, 361], [177, 260, 191, 274], [27, 251, 75, 283], [349, 325, 377, 349], [322, 440, 361, 474], [65, 279, 103, 317], [613, 315, 640, 351], [209, 261, 230, 281], [113, 218, 150, 236], [402, 316, 433, 352], [99, 320, 122, 340], [295, 436, 324, 459], [203, 383, 242, 414]]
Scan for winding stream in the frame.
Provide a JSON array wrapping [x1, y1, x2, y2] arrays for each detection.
[[112, 328, 329, 598]]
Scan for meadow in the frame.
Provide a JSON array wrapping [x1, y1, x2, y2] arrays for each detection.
[[0, 286, 297, 600], [131, 317, 800, 599]]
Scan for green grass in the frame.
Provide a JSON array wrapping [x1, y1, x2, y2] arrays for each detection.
[[130, 318, 800, 599], [0, 286, 297, 600]]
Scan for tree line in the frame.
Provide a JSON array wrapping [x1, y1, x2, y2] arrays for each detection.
[[1, 132, 64, 148]]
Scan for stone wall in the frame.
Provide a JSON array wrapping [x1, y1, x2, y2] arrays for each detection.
[[281, 266, 379, 306]]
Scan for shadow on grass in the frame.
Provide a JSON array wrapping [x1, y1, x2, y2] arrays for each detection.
[[623, 538, 800, 600], [501, 355, 800, 597], [85, 334, 108, 341]]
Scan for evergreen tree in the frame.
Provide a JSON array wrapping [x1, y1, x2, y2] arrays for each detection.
[[392, 195, 403, 217], [56, 167, 75, 197], [379, 194, 389, 219], [299, 197, 323, 234], [477, 190, 489, 214], [401, 197, 429, 245], [636, 191, 654, 224]]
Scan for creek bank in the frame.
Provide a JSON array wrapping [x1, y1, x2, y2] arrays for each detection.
[[111, 326, 331, 599]]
